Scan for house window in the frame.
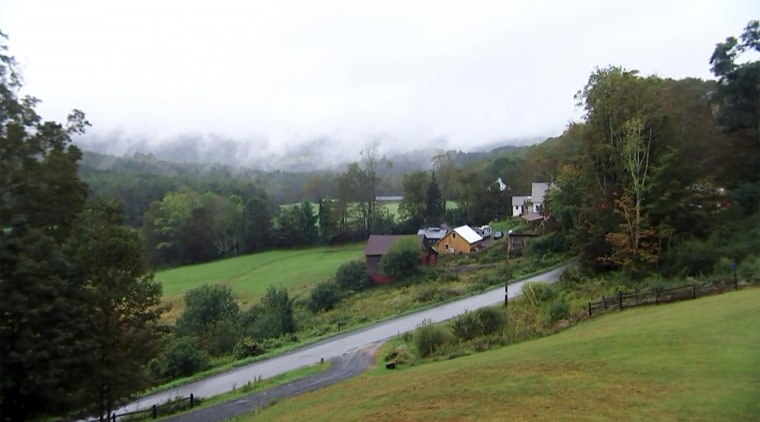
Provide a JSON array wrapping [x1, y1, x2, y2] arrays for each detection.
[[452, 233, 457, 239]]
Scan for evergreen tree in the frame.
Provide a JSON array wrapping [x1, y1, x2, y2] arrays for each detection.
[[424, 172, 445, 225]]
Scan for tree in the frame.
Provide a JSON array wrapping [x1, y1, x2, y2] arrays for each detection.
[[399, 171, 430, 226], [1, 33, 93, 420], [308, 281, 342, 312], [176, 284, 241, 355], [65, 199, 167, 419], [242, 195, 272, 253], [709, 20, 760, 186], [248, 287, 296, 340], [424, 172, 445, 225], [335, 260, 371, 291], [380, 238, 421, 280]]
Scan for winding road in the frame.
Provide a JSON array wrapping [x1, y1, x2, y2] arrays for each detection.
[[119, 264, 569, 415]]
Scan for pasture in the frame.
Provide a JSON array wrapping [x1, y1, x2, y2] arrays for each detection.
[[157, 244, 365, 321], [241, 288, 760, 421]]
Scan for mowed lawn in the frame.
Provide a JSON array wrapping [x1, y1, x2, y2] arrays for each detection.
[[157, 244, 364, 321], [242, 288, 760, 422]]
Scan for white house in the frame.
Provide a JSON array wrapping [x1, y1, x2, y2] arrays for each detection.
[[512, 196, 531, 217], [530, 182, 551, 213], [511, 182, 551, 217]]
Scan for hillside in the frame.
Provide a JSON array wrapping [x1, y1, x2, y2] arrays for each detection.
[[243, 288, 760, 421]]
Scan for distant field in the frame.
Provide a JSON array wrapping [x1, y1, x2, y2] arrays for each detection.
[[243, 288, 760, 421], [157, 244, 364, 321], [380, 200, 459, 220]]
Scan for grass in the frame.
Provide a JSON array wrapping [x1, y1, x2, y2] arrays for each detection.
[[236, 288, 760, 421], [157, 244, 364, 321], [380, 200, 459, 220]]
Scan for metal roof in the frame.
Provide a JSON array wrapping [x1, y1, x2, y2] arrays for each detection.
[[365, 235, 403, 256], [453, 225, 483, 244]]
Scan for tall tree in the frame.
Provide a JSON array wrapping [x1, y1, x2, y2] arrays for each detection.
[[399, 171, 430, 226], [65, 200, 166, 419], [424, 172, 445, 225], [709, 19, 760, 186], [0, 33, 92, 420]]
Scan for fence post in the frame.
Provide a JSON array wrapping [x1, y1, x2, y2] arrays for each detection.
[[618, 291, 623, 311], [111, 413, 116, 422], [602, 296, 608, 310], [152, 405, 157, 419], [190, 393, 194, 408], [692, 284, 696, 299], [655, 289, 659, 304], [588, 302, 592, 318]]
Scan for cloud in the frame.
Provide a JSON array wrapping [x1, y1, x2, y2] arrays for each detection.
[[1, 0, 757, 161]]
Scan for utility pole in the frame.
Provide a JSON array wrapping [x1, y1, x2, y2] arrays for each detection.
[[505, 230, 512, 307]]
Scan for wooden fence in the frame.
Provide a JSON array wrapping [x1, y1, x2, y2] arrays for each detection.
[[587, 273, 756, 318], [86, 394, 197, 422]]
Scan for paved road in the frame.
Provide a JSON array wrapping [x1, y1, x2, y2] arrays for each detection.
[[119, 264, 568, 414], [161, 344, 381, 422]]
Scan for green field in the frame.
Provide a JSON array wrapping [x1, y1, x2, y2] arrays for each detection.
[[242, 288, 760, 421], [157, 244, 364, 320], [381, 200, 459, 220]]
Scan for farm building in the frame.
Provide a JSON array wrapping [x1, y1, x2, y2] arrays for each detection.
[[437, 225, 484, 254], [365, 234, 403, 284]]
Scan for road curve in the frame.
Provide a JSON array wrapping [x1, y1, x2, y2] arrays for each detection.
[[120, 264, 568, 414], [161, 344, 381, 422]]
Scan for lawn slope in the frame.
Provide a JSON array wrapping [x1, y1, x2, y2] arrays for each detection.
[[157, 244, 364, 320], [244, 288, 760, 421]]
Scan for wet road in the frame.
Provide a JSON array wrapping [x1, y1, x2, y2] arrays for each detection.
[[120, 264, 568, 413]]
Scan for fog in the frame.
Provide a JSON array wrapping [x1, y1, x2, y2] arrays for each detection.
[[1, 0, 756, 168]]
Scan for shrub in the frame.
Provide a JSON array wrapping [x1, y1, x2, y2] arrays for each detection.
[[522, 282, 556, 306], [476, 306, 506, 336], [335, 260, 371, 292], [414, 319, 453, 358], [381, 238, 422, 280], [666, 239, 718, 276], [451, 311, 483, 341], [162, 337, 210, 379], [232, 337, 266, 360], [308, 281, 342, 312], [545, 299, 570, 324]]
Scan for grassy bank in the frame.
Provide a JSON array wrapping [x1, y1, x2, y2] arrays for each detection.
[[241, 288, 760, 421]]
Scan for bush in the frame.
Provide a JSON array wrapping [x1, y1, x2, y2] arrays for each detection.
[[335, 260, 371, 292], [522, 282, 556, 306], [232, 337, 266, 360], [476, 306, 506, 336], [545, 299, 570, 324], [162, 337, 210, 379], [666, 239, 718, 276], [414, 318, 453, 358], [309, 281, 342, 312], [451, 311, 483, 341], [381, 238, 422, 280]]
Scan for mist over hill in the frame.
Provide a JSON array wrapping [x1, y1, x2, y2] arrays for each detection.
[[75, 132, 545, 172]]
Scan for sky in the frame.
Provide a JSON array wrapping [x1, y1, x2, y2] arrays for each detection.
[[0, 0, 757, 159]]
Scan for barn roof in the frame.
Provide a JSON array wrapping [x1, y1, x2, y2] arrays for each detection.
[[453, 225, 483, 244], [365, 235, 403, 256]]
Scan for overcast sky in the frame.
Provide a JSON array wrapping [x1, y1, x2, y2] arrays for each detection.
[[0, 0, 757, 155]]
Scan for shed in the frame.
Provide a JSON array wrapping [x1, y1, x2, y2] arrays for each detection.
[[365, 234, 403, 284]]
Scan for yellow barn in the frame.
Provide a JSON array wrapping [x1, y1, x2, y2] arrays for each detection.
[[438, 225, 484, 254]]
